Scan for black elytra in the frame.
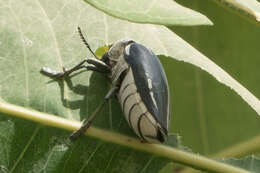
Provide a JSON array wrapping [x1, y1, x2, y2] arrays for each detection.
[[124, 43, 170, 136]]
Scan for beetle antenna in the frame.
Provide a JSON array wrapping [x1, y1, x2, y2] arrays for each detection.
[[78, 26, 98, 59]]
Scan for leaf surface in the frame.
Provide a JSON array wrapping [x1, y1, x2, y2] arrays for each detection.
[[1, 0, 260, 173], [84, 0, 213, 26], [212, 0, 260, 24]]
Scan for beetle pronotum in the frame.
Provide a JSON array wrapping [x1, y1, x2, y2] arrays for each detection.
[[41, 27, 170, 143]]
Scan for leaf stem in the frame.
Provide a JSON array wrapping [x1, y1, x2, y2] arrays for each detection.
[[0, 101, 249, 173], [212, 135, 260, 158], [177, 134, 260, 173]]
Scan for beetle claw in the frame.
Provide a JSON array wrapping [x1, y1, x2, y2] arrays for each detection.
[[69, 120, 91, 141], [62, 67, 67, 73], [140, 139, 147, 143], [69, 130, 81, 141], [40, 67, 67, 79]]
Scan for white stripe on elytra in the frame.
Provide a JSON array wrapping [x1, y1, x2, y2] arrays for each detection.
[[147, 78, 158, 110]]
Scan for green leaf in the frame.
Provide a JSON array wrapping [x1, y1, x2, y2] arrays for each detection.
[[221, 156, 260, 172], [84, 0, 213, 26], [176, 156, 260, 173], [0, 113, 170, 173], [172, 0, 260, 157], [1, 0, 260, 172], [212, 0, 260, 24], [1, 0, 259, 120], [185, 156, 260, 173], [0, 103, 251, 173]]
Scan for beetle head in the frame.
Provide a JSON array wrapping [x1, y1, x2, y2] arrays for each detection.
[[101, 40, 134, 67]]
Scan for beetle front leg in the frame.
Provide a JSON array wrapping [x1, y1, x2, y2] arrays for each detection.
[[40, 58, 111, 78], [40, 59, 88, 78], [70, 86, 119, 141], [86, 58, 110, 72]]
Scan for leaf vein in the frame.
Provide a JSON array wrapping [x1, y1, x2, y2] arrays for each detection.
[[9, 126, 40, 173], [36, 0, 73, 119], [78, 142, 102, 173]]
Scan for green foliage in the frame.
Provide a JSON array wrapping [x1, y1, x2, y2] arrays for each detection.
[[1, 0, 260, 173], [212, 0, 260, 24], [221, 156, 260, 172], [84, 0, 213, 25], [0, 115, 170, 173]]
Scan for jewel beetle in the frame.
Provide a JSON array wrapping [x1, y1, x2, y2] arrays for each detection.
[[41, 27, 170, 143]]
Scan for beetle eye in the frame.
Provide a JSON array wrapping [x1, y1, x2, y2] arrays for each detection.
[[101, 52, 109, 64]]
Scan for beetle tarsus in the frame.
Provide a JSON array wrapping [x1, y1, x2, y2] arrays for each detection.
[[140, 139, 147, 143], [40, 67, 64, 78], [40, 67, 73, 79], [69, 120, 91, 141]]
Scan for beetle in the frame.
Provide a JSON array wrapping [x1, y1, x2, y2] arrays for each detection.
[[41, 27, 170, 143]]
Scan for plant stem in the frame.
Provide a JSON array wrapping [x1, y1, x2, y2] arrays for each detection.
[[0, 101, 250, 173]]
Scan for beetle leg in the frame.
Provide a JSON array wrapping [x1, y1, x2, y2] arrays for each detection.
[[80, 64, 110, 73], [85, 58, 110, 72], [70, 86, 119, 141], [40, 59, 87, 78], [40, 58, 111, 79]]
